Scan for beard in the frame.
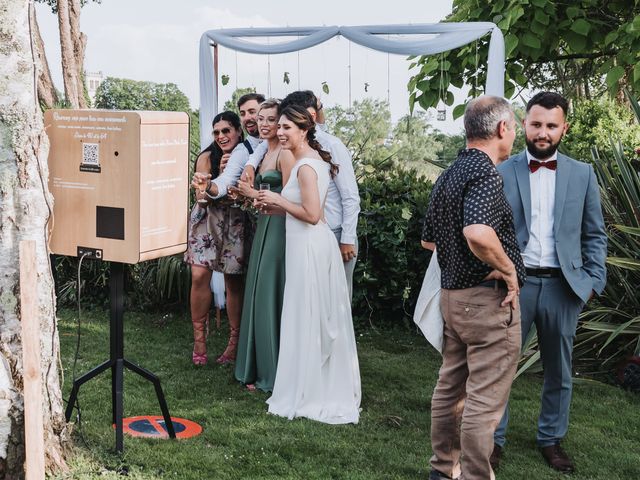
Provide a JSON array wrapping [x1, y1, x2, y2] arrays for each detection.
[[525, 136, 562, 160], [244, 121, 259, 137]]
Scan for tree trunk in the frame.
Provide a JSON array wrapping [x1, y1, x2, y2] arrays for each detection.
[[69, 0, 88, 108], [57, 0, 86, 108], [30, 6, 59, 109], [0, 1, 69, 478]]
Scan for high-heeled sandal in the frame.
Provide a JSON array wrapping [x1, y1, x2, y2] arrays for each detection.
[[216, 327, 239, 365], [192, 316, 208, 366]]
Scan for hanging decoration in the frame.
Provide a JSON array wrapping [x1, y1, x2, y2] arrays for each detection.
[[221, 74, 230, 86], [364, 82, 370, 92], [322, 81, 330, 94], [283, 71, 290, 84], [436, 54, 446, 121]]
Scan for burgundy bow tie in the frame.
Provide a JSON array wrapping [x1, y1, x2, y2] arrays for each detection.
[[529, 159, 557, 173]]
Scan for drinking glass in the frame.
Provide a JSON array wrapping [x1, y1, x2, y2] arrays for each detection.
[[197, 176, 209, 204], [229, 180, 241, 208]]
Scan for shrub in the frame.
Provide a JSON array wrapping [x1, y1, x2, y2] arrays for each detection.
[[353, 166, 433, 327], [564, 98, 640, 161]]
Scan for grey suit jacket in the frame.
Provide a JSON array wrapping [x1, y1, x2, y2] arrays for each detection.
[[497, 151, 607, 303]]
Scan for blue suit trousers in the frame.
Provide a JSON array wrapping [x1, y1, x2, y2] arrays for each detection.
[[494, 276, 584, 447]]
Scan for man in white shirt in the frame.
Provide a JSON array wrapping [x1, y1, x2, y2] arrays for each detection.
[[493, 92, 607, 474], [206, 93, 265, 199], [242, 90, 361, 298]]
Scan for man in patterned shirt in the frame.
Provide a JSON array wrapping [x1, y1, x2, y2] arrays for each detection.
[[422, 96, 526, 480]]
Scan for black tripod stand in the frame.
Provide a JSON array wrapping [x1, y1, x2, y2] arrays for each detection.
[[64, 262, 176, 452]]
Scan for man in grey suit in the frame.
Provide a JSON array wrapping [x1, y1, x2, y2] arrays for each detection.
[[492, 92, 607, 473]]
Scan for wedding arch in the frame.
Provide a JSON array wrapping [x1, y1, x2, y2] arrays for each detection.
[[198, 22, 506, 149]]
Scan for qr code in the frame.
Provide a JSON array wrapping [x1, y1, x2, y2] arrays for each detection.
[[82, 143, 99, 165]]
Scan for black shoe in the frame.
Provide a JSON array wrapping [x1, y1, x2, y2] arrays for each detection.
[[490, 443, 503, 471], [540, 443, 575, 473], [429, 469, 458, 480]]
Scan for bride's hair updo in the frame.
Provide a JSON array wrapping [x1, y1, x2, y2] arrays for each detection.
[[279, 105, 339, 178]]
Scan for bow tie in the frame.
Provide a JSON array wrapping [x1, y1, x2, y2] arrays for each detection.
[[529, 159, 557, 173]]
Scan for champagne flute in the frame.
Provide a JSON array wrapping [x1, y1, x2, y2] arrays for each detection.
[[258, 183, 272, 214], [197, 175, 209, 204], [229, 180, 241, 208]]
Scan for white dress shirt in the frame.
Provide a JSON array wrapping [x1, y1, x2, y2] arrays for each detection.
[[247, 129, 361, 244], [211, 135, 261, 199], [522, 149, 560, 268]]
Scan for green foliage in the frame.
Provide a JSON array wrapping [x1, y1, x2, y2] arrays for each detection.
[[223, 87, 257, 114], [564, 98, 640, 161], [408, 0, 640, 112], [36, 0, 101, 13], [325, 99, 392, 164], [391, 112, 443, 179], [353, 167, 433, 327], [577, 92, 640, 368], [94, 77, 190, 112]]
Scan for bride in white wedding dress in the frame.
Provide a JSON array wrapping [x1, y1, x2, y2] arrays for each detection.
[[256, 105, 361, 424]]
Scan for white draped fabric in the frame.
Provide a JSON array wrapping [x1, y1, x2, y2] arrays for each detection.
[[199, 23, 505, 149]]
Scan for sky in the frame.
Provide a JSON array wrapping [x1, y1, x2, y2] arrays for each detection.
[[35, 0, 466, 133]]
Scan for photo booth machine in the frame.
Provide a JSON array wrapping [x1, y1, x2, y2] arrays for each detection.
[[45, 109, 190, 452]]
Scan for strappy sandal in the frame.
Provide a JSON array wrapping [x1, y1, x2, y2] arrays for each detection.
[[216, 327, 239, 365], [192, 316, 208, 366]]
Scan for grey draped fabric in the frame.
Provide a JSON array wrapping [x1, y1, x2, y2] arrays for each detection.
[[199, 23, 505, 149]]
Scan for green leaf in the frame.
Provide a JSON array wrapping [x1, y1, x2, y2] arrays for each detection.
[[604, 30, 619, 46], [634, 63, 640, 84], [522, 32, 541, 49], [607, 255, 640, 270], [614, 225, 640, 237], [570, 18, 592, 36], [566, 6, 581, 19], [505, 34, 519, 57], [531, 20, 546, 36], [565, 31, 587, 52], [453, 103, 466, 120], [417, 79, 431, 92], [606, 66, 625, 89], [401, 207, 412, 220], [534, 9, 550, 25], [530, 0, 547, 7], [446, 91, 455, 106]]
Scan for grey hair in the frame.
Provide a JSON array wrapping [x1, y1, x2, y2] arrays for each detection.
[[464, 96, 514, 141]]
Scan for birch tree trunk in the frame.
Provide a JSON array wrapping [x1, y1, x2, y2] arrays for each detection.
[[30, 6, 59, 109], [0, 0, 68, 477]]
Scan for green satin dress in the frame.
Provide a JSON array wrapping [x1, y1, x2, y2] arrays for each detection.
[[234, 170, 286, 392]]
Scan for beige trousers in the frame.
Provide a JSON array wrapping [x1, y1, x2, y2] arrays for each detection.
[[430, 285, 521, 480]]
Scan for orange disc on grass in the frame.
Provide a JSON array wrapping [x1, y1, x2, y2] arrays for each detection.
[[119, 416, 202, 439]]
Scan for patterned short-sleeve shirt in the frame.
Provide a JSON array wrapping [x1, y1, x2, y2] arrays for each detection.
[[422, 148, 526, 289]]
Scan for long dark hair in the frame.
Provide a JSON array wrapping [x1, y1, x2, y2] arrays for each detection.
[[279, 105, 338, 178], [196, 111, 243, 178]]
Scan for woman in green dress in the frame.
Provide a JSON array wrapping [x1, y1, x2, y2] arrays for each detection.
[[234, 100, 295, 392]]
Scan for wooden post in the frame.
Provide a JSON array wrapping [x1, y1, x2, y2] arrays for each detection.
[[19, 240, 45, 480]]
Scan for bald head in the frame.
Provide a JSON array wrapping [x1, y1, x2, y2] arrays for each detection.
[[464, 96, 514, 141]]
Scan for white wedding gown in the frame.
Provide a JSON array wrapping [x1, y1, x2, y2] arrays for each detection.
[[266, 158, 361, 424]]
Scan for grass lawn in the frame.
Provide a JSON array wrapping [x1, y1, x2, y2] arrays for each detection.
[[53, 308, 640, 479]]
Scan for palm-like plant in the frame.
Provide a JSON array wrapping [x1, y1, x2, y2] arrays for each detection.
[[576, 91, 640, 374]]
